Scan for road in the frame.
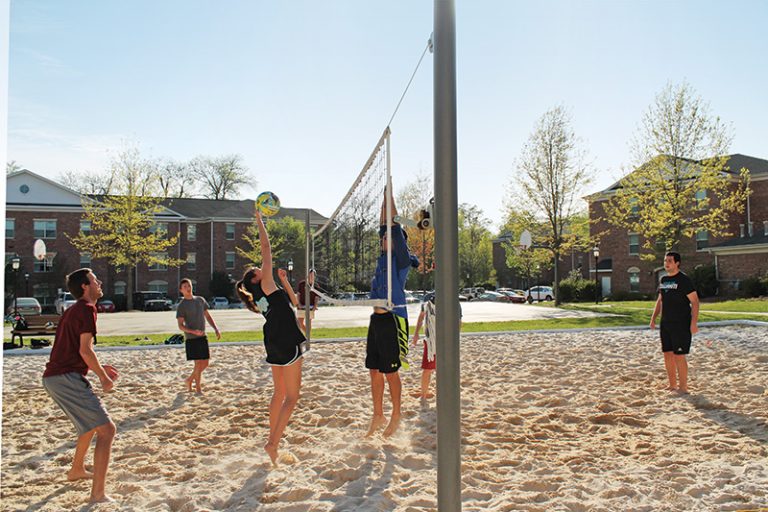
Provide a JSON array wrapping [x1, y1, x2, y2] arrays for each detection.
[[33, 302, 608, 337]]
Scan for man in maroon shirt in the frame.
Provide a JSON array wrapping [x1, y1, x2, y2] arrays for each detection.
[[42, 268, 117, 504]]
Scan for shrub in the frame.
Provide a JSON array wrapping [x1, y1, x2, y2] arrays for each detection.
[[691, 264, 718, 298], [740, 277, 767, 298], [609, 290, 650, 301], [558, 277, 598, 302]]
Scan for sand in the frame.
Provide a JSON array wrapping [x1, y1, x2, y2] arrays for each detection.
[[1, 326, 767, 511]]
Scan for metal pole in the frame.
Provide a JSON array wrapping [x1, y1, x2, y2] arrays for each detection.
[[434, 1, 461, 510], [595, 254, 599, 304]]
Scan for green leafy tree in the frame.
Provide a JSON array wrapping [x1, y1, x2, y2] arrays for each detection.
[[68, 150, 184, 310], [511, 106, 593, 305], [458, 204, 495, 288], [238, 213, 307, 279], [604, 81, 750, 262], [500, 211, 553, 289]]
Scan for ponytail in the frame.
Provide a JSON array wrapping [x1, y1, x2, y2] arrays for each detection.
[[236, 268, 260, 313]]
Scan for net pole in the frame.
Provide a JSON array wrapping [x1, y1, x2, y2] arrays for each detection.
[[386, 138, 392, 309], [434, 0, 461, 510]]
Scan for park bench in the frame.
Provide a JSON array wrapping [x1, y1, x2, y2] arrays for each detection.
[[10, 314, 61, 348]]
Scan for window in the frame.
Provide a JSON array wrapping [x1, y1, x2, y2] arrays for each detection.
[[226, 223, 235, 240], [80, 252, 91, 267], [696, 230, 709, 251], [149, 253, 168, 271], [34, 258, 53, 273], [187, 252, 196, 271], [225, 251, 235, 270], [114, 281, 126, 296], [148, 280, 168, 294], [33, 283, 53, 306], [629, 197, 639, 216], [33, 219, 57, 239], [629, 272, 640, 293], [150, 222, 168, 239], [628, 233, 639, 256], [655, 239, 667, 253], [80, 220, 92, 235], [695, 189, 707, 208], [187, 224, 197, 241], [6, 219, 14, 238]]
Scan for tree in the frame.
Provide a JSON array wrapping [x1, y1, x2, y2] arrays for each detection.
[[60, 169, 118, 195], [68, 150, 184, 310], [157, 159, 197, 198], [512, 106, 593, 305], [604, 81, 750, 262], [190, 155, 252, 200], [397, 171, 435, 291], [238, 213, 307, 276], [458, 204, 495, 288], [7, 161, 22, 175], [500, 210, 553, 289]]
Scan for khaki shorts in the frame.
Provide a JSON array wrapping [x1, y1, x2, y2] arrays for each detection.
[[295, 308, 315, 320], [43, 372, 111, 436]]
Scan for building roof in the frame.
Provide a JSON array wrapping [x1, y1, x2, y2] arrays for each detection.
[[707, 228, 768, 254], [589, 153, 768, 198]]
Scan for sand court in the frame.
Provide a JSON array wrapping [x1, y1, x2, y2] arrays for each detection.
[[2, 326, 767, 511]]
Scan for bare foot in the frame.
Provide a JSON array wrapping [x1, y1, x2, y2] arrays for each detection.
[[410, 391, 423, 398], [383, 414, 401, 438], [185, 376, 193, 392], [365, 415, 386, 437], [195, 384, 203, 394], [66, 468, 93, 481], [676, 388, 689, 395], [423, 392, 435, 399], [89, 494, 115, 504], [264, 442, 278, 466]]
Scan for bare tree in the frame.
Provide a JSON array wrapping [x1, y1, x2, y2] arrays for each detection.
[[59, 169, 117, 195], [6, 161, 23, 175], [512, 106, 593, 305], [190, 155, 252, 200], [157, 159, 196, 198]]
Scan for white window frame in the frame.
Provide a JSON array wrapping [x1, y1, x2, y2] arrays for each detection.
[[696, 230, 709, 251], [80, 220, 92, 235], [148, 280, 168, 294], [225, 251, 235, 270], [628, 233, 640, 256], [187, 252, 197, 271], [80, 252, 92, 267], [114, 281, 126, 296], [225, 223, 236, 240], [187, 224, 197, 241], [33, 219, 57, 239], [6, 218, 15, 239], [149, 252, 168, 271], [150, 222, 169, 239]]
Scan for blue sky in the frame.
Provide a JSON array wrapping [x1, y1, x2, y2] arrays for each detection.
[[7, 1, 768, 229]]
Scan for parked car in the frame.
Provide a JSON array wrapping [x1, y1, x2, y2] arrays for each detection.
[[404, 291, 419, 304], [96, 299, 116, 313], [133, 291, 172, 311], [498, 290, 526, 303], [6, 297, 42, 316], [211, 297, 229, 309], [472, 291, 510, 302], [458, 294, 469, 302], [525, 286, 555, 303], [55, 292, 77, 315], [461, 287, 486, 300]]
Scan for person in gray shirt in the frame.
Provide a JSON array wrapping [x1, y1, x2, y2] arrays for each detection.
[[176, 278, 221, 393]]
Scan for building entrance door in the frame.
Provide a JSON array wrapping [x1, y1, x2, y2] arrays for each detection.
[[601, 276, 611, 297]]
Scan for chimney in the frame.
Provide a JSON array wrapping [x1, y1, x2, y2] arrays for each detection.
[[740, 224, 745, 238], [748, 222, 754, 237]]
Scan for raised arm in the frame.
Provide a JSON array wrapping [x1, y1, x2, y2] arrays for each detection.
[[278, 268, 299, 308], [255, 210, 277, 292]]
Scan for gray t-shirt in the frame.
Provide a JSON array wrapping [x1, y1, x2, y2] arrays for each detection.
[[175, 296, 209, 340]]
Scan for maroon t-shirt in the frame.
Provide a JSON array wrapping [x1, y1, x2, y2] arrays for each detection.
[[297, 280, 319, 308], [43, 299, 98, 378]]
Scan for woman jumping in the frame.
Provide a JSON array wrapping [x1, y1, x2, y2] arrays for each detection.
[[236, 210, 308, 465]]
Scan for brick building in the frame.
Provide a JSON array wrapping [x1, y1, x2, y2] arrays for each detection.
[[5, 170, 327, 308], [492, 233, 589, 289], [587, 154, 768, 296]]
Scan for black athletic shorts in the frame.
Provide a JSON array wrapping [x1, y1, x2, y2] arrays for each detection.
[[263, 306, 307, 366], [185, 336, 210, 361], [365, 312, 409, 373], [660, 323, 692, 355]]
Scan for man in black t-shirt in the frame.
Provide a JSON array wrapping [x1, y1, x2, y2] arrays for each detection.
[[650, 251, 700, 393]]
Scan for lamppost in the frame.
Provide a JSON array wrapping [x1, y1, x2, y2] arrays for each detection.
[[287, 259, 294, 285], [24, 272, 30, 296], [593, 246, 600, 304], [11, 256, 21, 316]]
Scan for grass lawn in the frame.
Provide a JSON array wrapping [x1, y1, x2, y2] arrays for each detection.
[[7, 298, 765, 348]]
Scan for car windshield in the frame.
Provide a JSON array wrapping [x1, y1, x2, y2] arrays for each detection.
[[63, 293, 74, 300], [17, 298, 38, 305]]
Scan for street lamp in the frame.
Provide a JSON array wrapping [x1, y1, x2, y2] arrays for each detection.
[[24, 272, 30, 296], [593, 246, 600, 304], [11, 256, 21, 316], [287, 259, 294, 284]]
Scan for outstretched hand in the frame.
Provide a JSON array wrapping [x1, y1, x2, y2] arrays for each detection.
[[277, 268, 287, 280]]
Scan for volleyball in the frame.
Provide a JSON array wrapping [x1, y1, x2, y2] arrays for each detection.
[[256, 191, 280, 217]]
